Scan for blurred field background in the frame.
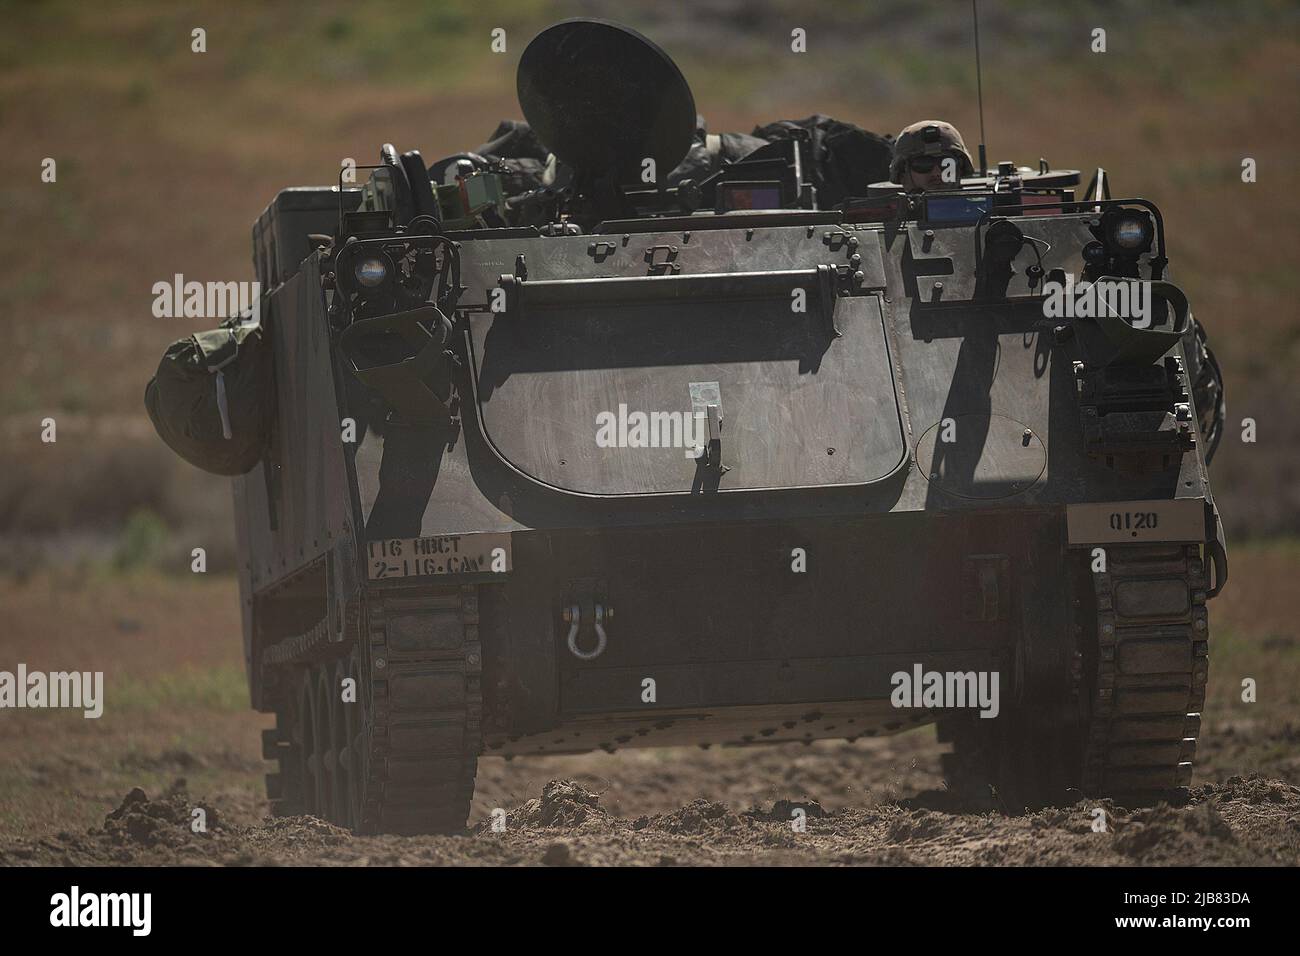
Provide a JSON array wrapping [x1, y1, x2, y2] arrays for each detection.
[[0, 1, 1298, 840]]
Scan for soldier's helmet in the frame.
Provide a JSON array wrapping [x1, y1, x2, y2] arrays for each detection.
[[890, 120, 975, 183]]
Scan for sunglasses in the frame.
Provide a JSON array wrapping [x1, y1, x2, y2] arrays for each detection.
[[908, 155, 956, 174]]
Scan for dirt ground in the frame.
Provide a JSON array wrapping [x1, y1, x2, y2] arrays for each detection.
[[3, 751, 1298, 868], [1, 546, 1297, 867]]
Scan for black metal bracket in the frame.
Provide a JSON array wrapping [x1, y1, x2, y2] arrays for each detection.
[[494, 266, 843, 340]]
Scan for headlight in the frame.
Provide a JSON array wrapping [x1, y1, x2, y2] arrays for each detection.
[[355, 256, 389, 288], [1106, 211, 1153, 253]]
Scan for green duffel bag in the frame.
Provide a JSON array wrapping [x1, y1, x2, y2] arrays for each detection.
[[144, 317, 274, 475]]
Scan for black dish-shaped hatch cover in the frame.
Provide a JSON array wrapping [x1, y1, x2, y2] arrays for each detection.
[[517, 18, 696, 186]]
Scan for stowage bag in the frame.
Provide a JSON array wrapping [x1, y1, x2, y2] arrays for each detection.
[[144, 318, 274, 476]]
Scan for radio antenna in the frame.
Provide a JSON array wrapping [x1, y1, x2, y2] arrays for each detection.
[[972, 0, 988, 176]]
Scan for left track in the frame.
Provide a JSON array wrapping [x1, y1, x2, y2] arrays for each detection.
[[261, 583, 483, 834]]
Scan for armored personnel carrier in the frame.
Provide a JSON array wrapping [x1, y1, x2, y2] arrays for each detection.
[[208, 19, 1228, 831]]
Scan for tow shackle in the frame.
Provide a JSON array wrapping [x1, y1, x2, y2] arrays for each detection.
[[563, 601, 610, 661]]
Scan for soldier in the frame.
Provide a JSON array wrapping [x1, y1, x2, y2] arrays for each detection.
[[890, 120, 975, 191]]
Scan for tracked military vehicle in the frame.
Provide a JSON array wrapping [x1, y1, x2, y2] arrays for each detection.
[[205, 19, 1228, 830]]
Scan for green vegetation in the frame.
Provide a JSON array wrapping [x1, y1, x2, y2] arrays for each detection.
[[112, 508, 170, 571], [111, 665, 249, 713]]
